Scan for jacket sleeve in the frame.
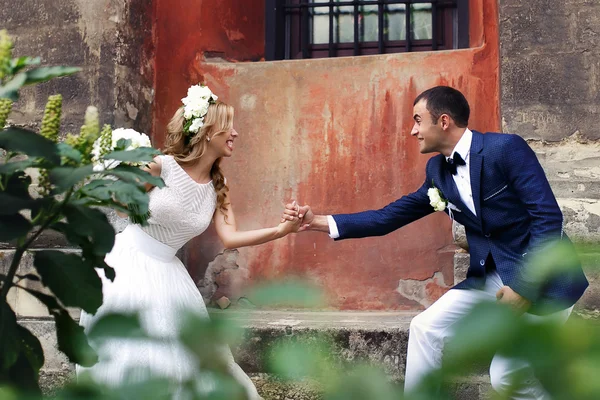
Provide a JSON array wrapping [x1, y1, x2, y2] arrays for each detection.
[[501, 134, 564, 301], [332, 167, 435, 240]]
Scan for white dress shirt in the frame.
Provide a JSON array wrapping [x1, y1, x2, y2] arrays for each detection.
[[327, 128, 476, 239], [449, 128, 476, 216]]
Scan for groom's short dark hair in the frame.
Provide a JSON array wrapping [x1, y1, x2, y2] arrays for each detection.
[[414, 86, 470, 128]]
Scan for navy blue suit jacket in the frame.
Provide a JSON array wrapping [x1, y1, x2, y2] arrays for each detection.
[[333, 130, 588, 315]]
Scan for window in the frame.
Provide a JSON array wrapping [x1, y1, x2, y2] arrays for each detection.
[[266, 0, 469, 60]]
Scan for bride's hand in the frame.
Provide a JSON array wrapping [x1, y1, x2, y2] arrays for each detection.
[[277, 201, 303, 236], [277, 216, 302, 237]]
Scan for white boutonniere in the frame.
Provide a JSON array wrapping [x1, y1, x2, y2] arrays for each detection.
[[427, 182, 447, 212]]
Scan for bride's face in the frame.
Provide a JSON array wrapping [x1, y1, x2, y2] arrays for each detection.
[[209, 126, 238, 158]]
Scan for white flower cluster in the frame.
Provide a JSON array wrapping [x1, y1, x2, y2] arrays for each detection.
[[427, 187, 447, 212], [182, 84, 218, 134], [92, 128, 152, 171]]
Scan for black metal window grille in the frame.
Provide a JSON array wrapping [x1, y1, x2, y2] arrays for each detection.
[[266, 0, 469, 60]]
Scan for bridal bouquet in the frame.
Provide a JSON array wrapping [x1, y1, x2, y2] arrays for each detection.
[[92, 127, 152, 171]]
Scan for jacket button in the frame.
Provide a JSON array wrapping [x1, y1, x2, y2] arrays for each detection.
[[485, 233, 491, 238], [480, 259, 485, 266]]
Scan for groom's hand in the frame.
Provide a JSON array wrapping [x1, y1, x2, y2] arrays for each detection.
[[496, 286, 531, 314], [281, 202, 314, 231]]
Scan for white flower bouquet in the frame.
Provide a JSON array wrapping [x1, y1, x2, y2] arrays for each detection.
[[92, 127, 152, 171]]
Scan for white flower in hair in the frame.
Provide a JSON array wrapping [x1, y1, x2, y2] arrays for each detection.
[[189, 118, 204, 134], [181, 84, 218, 134]]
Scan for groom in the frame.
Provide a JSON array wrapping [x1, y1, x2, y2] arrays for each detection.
[[283, 86, 588, 398]]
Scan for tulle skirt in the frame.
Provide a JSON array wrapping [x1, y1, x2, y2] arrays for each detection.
[[76, 224, 259, 399]]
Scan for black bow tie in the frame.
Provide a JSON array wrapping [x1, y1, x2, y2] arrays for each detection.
[[446, 152, 466, 175]]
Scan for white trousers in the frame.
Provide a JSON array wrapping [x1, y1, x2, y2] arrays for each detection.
[[404, 271, 572, 399]]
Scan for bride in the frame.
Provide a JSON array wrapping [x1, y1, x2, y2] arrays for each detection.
[[77, 84, 300, 399]]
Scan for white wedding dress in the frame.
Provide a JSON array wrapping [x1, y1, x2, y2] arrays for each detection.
[[77, 155, 260, 399]]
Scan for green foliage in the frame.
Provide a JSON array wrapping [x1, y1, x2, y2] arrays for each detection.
[[0, 98, 11, 127], [0, 30, 162, 394], [40, 94, 62, 142]]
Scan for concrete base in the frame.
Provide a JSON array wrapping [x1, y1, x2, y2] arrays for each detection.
[[35, 309, 493, 399]]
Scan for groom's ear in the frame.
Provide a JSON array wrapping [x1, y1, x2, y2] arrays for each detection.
[[440, 114, 451, 130]]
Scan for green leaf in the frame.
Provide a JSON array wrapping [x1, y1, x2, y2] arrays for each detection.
[[442, 302, 522, 373], [0, 192, 34, 215], [104, 165, 165, 188], [16, 325, 44, 372], [63, 205, 115, 255], [267, 339, 333, 380], [4, 347, 41, 394], [0, 159, 37, 175], [326, 365, 403, 400], [24, 66, 81, 85], [102, 147, 161, 163], [49, 164, 94, 192], [0, 128, 59, 164], [99, 260, 115, 281], [34, 250, 103, 313], [56, 142, 82, 164], [4, 170, 32, 197], [248, 279, 326, 308], [87, 313, 146, 341], [0, 303, 20, 370], [0, 213, 33, 241], [0, 73, 27, 101], [52, 309, 97, 367], [179, 312, 242, 366], [114, 138, 132, 151], [10, 56, 41, 74]]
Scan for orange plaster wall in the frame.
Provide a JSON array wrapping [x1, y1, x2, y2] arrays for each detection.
[[152, 0, 500, 310]]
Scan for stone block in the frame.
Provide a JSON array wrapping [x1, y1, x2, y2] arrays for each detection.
[[19, 320, 72, 372], [0, 249, 81, 318], [12, 27, 87, 66], [0, 0, 81, 30], [454, 252, 470, 284], [502, 104, 600, 142]]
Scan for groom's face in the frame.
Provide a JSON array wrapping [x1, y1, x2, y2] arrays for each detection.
[[411, 99, 443, 154]]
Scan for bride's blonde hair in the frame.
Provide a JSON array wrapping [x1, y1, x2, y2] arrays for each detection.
[[163, 102, 233, 220]]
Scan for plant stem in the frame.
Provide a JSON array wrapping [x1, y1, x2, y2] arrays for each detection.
[[0, 247, 24, 302], [0, 188, 73, 303]]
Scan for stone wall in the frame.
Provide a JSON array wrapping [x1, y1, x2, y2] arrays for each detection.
[[499, 1, 600, 238], [494, 0, 600, 313], [1, 0, 154, 137]]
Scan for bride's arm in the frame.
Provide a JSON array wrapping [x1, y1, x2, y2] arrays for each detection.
[[214, 199, 299, 249]]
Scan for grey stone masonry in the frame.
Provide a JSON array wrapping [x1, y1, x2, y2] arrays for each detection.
[[500, 0, 600, 142], [0, 0, 154, 136]]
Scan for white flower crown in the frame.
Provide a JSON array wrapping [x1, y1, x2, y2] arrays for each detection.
[[181, 84, 218, 135]]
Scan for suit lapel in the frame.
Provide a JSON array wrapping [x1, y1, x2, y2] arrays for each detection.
[[435, 161, 479, 225], [469, 130, 484, 226]]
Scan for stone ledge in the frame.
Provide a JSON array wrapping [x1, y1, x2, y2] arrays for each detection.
[[220, 310, 414, 380], [30, 310, 495, 399]]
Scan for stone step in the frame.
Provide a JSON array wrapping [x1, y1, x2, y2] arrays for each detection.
[[33, 310, 492, 399]]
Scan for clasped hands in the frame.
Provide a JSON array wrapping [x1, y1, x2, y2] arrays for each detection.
[[277, 201, 532, 313], [277, 201, 314, 235]]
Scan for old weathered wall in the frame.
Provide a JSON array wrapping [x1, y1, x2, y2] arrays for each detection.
[[1, 0, 154, 135], [153, 0, 500, 310], [499, 0, 600, 313], [500, 0, 600, 243]]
